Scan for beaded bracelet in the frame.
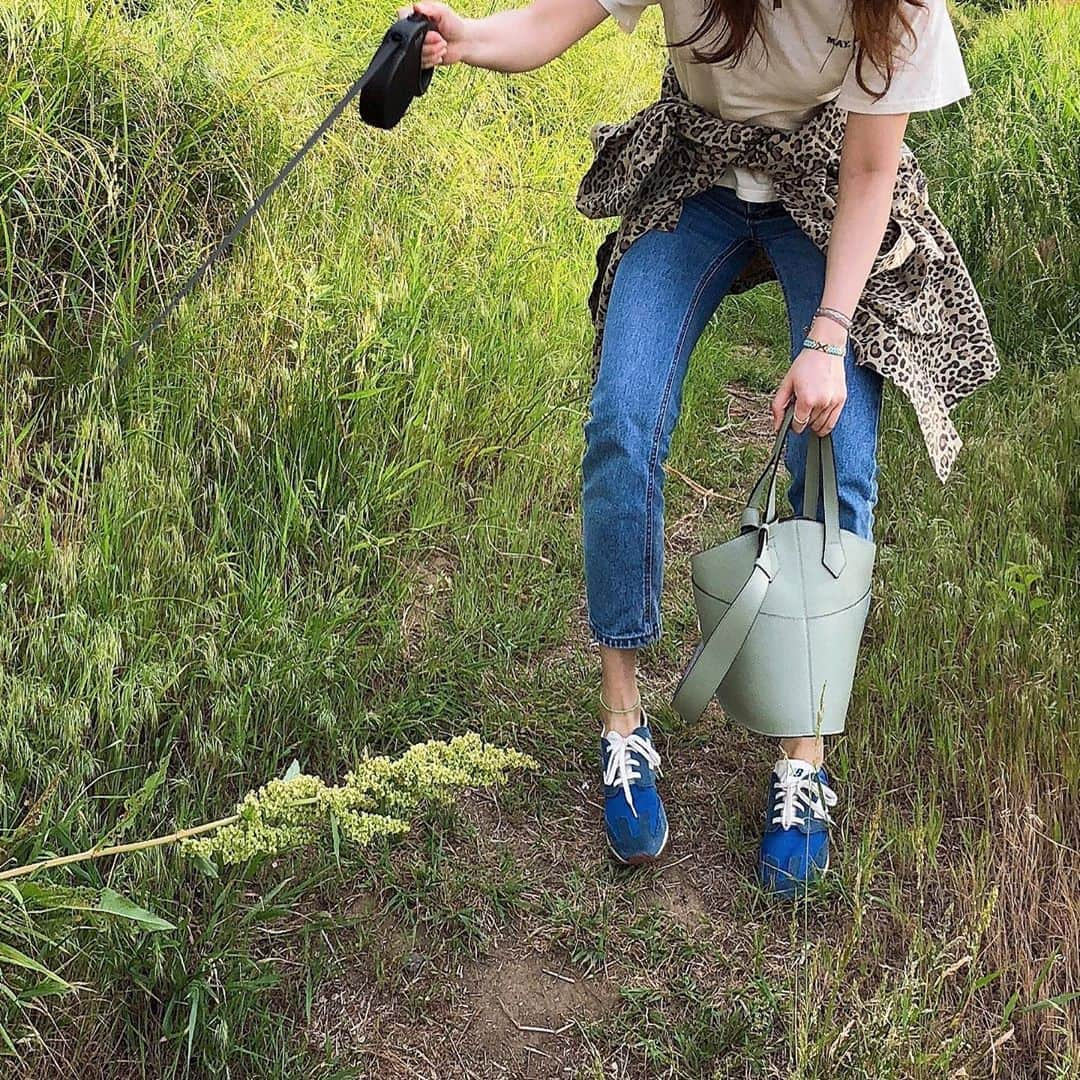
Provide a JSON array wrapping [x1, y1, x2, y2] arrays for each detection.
[[801, 335, 845, 357]]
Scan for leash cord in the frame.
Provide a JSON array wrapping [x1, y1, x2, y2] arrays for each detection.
[[119, 57, 383, 381]]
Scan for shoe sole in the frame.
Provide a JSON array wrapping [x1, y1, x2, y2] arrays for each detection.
[[607, 820, 670, 866]]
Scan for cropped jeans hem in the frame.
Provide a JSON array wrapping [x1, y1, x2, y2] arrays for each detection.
[[588, 622, 661, 650]]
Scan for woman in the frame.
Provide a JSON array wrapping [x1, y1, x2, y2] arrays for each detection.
[[397, 0, 974, 895]]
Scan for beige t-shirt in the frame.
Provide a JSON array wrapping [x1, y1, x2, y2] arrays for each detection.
[[592, 0, 971, 201]]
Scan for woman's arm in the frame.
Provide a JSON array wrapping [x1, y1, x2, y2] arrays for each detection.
[[770, 111, 910, 437], [397, 0, 609, 74]]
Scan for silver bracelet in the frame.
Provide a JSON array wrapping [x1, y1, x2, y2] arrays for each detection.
[[813, 306, 853, 332]]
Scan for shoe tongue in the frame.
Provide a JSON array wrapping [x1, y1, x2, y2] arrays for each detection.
[[775, 757, 818, 780], [603, 724, 650, 746]]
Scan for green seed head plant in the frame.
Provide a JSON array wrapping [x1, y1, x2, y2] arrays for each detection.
[[1, 735, 537, 883], [0, 734, 536, 1056], [183, 733, 538, 866]]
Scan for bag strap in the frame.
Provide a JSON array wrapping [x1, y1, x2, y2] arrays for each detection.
[[671, 528, 777, 724], [740, 403, 796, 532], [802, 431, 847, 577]]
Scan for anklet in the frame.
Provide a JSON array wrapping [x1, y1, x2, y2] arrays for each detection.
[[600, 691, 641, 714]]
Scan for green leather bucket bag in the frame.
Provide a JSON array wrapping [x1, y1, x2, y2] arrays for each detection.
[[671, 402, 876, 737]]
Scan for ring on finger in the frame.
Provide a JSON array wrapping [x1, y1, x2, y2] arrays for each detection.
[[794, 409, 812, 425]]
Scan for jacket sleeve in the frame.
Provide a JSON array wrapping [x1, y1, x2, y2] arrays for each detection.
[[588, 229, 618, 323]]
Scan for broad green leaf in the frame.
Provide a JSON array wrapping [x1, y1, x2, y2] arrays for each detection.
[[0, 943, 71, 988], [190, 853, 219, 879], [96, 889, 175, 932], [17, 978, 73, 1004], [330, 811, 341, 865], [1016, 990, 1080, 1016], [0, 882, 23, 906], [13, 881, 95, 913]]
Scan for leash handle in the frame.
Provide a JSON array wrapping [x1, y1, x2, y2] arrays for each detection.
[[359, 13, 435, 129], [120, 13, 436, 376]]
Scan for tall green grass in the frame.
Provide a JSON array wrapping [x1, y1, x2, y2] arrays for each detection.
[[1, 0, 1076, 1075], [2, 0, 659, 1070], [911, 0, 1079, 370]]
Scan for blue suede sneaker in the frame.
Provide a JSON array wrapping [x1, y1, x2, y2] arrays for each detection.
[[599, 708, 669, 865], [758, 758, 838, 899]]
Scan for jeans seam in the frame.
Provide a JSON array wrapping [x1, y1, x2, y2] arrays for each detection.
[[642, 239, 749, 630], [866, 370, 885, 542], [767, 243, 805, 361]]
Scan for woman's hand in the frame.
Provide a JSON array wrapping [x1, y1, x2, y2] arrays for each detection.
[[770, 319, 849, 437], [396, 1, 468, 68]]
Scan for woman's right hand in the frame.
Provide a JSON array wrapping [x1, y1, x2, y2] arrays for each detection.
[[396, 1, 468, 68]]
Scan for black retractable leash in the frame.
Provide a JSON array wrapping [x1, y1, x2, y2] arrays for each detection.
[[120, 13, 435, 374]]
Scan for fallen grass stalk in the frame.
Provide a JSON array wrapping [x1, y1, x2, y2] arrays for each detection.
[[0, 814, 245, 882]]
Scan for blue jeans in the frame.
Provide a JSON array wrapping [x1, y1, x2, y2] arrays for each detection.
[[581, 183, 884, 649]]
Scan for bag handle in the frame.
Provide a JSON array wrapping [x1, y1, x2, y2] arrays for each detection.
[[739, 403, 796, 532], [671, 525, 776, 724], [740, 402, 846, 576], [803, 427, 846, 577]]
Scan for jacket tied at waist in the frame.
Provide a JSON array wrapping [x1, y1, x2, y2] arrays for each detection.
[[575, 61, 999, 483]]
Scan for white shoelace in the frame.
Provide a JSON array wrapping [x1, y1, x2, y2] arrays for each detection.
[[602, 718, 662, 818], [771, 759, 837, 830]]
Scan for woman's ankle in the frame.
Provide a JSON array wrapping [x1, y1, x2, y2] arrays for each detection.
[[779, 735, 825, 769], [599, 685, 643, 735], [600, 701, 643, 736], [599, 645, 641, 735]]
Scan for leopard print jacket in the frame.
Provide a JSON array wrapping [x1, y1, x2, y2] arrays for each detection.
[[575, 60, 999, 483]]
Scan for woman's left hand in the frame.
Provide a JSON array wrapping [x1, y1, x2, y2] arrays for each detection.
[[770, 319, 848, 436]]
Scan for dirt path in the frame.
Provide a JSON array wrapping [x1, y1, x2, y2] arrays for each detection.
[[297, 385, 843, 1078]]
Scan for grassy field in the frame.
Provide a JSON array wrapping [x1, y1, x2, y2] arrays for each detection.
[[1, 0, 1077, 1076]]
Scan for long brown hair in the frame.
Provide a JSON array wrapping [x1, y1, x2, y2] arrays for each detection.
[[667, 0, 926, 101]]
